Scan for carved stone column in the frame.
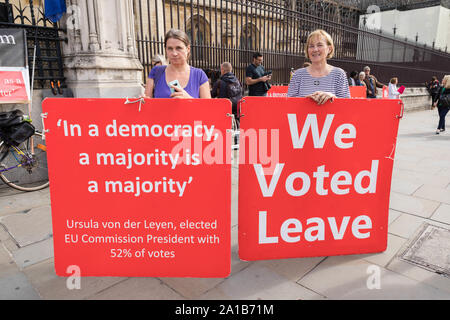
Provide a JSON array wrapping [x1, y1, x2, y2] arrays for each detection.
[[61, 0, 143, 98]]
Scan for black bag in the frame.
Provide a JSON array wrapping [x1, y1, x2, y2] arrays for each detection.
[[226, 81, 242, 100], [2, 121, 35, 146], [438, 89, 450, 108], [0, 109, 24, 128]]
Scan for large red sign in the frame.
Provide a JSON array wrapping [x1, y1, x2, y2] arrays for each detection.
[[238, 97, 402, 260], [0, 68, 30, 104], [43, 98, 232, 277]]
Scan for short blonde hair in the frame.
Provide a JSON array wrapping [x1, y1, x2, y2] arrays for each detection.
[[359, 72, 365, 79], [443, 75, 450, 89], [304, 29, 335, 60], [152, 54, 166, 65]]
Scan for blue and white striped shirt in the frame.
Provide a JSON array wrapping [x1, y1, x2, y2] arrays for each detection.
[[287, 67, 350, 98]]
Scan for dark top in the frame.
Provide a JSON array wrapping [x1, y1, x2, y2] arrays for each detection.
[[436, 87, 450, 108], [245, 63, 267, 96], [148, 65, 208, 98], [211, 72, 241, 98]]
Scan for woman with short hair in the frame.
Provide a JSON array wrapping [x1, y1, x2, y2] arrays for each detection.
[[144, 29, 211, 99], [151, 54, 166, 68], [288, 29, 350, 104]]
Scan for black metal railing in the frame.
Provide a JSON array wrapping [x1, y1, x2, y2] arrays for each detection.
[[134, 0, 450, 87], [0, 0, 65, 89]]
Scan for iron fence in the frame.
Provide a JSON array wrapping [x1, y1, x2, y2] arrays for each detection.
[[0, 0, 65, 89], [134, 0, 450, 88]]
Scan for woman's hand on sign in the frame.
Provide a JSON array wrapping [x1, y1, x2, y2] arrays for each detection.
[[307, 91, 335, 105], [170, 85, 193, 99]]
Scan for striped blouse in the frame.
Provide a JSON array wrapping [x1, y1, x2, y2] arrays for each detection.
[[287, 67, 350, 98]]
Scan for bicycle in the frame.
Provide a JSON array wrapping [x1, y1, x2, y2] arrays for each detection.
[[0, 111, 49, 192]]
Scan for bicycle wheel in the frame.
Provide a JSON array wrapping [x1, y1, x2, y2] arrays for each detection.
[[0, 132, 49, 191]]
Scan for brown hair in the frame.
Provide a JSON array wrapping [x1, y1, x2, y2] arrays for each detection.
[[164, 29, 190, 48], [304, 29, 335, 60], [390, 77, 398, 84]]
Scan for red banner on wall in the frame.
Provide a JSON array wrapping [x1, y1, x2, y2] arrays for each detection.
[[238, 97, 402, 261], [0, 68, 30, 104], [43, 98, 232, 277], [267, 86, 288, 97]]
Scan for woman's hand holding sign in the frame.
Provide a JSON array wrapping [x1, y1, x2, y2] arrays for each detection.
[[307, 91, 336, 105]]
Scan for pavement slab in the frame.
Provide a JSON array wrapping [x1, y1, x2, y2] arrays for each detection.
[[0, 205, 52, 247], [88, 278, 185, 300], [198, 264, 324, 300], [22, 258, 126, 300], [297, 255, 450, 300]]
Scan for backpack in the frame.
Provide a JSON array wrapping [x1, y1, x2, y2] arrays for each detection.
[[226, 81, 242, 99], [218, 80, 242, 100]]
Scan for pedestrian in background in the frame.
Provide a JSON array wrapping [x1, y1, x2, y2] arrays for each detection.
[[348, 70, 359, 86], [426, 76, 440, 108], [211, 62, 243, 126], [144, 29, 211, 99], [245, 52, 272, 96], [363, 66, 385, 98], [288, 29, 350, 104], [388, 77, 401, 99], [434, 75, 450, 134], [358, 72, 367, 88], [151, 54, 166, 69]]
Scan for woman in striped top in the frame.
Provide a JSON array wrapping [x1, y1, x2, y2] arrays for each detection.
[[288, 29, 350, 104]]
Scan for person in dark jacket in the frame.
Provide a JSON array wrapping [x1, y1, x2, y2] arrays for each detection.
[[426, 76, 440, 108], [363, 66, 385, 98], [211, 62, 243, 123], [433, 75, 450, 134]]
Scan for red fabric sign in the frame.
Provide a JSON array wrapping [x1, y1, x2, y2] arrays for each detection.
[[349, 86, 367, 98], [0, 70, 29, 104], [43, 98, 232, 277], [238, 97, 402, 260], [267, 86, 288, 97]]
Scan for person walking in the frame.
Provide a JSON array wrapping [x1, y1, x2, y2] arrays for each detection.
[[434, 75, 450, 134], [287, 29, 350, 104], [245, 52, 271, 96], [426, 76, 440, 108], [211, 62, 243, 125], [388, 77, 401, 99], [363, 66, 385, 98], [144, 29, 211, 99]]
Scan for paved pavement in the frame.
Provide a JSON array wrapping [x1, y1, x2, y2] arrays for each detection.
[[0, 108, 450, 300]]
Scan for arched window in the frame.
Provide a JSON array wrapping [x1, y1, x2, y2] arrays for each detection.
[[186, 15, 211, 61], [240, 23, 259, 51]]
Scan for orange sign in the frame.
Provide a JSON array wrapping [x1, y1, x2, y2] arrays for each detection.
[[349, 86, 367, 98], [0, 68, 30, 104], [238, 97, 402, 261], [267, 86, 288, 97], [43, 98, 232, 277]]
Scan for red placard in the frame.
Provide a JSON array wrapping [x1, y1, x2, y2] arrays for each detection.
[[238, 97, 402, 261], [43, 98, 232, 277], [349, 86, 367, 99], [267, 86, 288, 97], [0, 69, 30, 104]]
